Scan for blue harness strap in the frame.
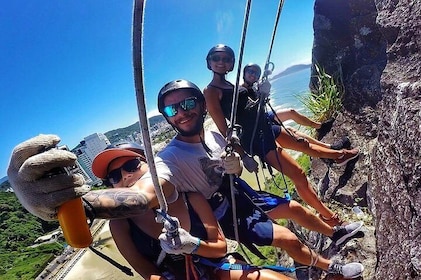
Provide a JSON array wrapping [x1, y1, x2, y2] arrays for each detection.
[[234, 177, 290, 212], [196, 256, 296, 273]]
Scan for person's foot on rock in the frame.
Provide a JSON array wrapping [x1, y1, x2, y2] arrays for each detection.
[[335, 148, 360, 167]]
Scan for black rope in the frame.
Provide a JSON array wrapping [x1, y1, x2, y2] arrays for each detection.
[[89, 245, 134, 276], [264, 0, 285, 77], [226, 0, 253, 264]]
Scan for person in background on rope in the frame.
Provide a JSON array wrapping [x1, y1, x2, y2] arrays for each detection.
[[203, 44, 359, 226], [242, 63, 348, 150], [6, 80, 364, 279], [91, 142, 291, 280]]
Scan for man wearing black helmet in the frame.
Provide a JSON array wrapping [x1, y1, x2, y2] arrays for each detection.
[[146, 79, 364, 278]]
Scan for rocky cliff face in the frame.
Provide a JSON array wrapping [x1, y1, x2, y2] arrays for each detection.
[[311, 0, 420, 279]]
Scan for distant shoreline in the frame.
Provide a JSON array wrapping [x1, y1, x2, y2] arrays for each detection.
[[270, 63, 311, 80]]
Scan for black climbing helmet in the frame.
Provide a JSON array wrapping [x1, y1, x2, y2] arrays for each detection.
[[206, 44, 235, 71], [157, 79, 205, 115], [243, 63, 262, 79]]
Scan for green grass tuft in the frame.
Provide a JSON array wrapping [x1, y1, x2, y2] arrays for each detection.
[[297, 64, 344, 123]]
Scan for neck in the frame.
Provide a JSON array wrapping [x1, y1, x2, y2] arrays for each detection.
[[212, 72, 227, 84], [175, 128, 205, 143]]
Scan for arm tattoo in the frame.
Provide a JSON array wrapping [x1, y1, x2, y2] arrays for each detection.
[[82, 189, 150, 219]]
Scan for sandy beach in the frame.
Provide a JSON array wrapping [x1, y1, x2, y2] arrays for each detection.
[[58, 220, 142, 280]]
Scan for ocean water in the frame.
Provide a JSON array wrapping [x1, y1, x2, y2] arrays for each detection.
[[269, 67, 312, 124]]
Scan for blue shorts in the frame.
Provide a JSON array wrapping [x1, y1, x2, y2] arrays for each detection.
[[216, 178, 290, 247]]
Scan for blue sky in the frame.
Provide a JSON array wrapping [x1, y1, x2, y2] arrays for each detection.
[[0, 0, 314, 178]]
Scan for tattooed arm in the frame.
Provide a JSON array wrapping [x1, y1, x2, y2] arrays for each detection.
[[82, 177, 177, 219]]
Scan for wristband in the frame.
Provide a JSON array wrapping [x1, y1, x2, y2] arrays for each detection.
[[191, 238, 201, 254]]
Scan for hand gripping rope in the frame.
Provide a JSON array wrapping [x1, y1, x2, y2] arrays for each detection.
[[132, 0, 179, 266]]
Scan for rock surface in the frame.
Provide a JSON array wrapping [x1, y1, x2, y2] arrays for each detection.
[[311, 0, 421, 279]]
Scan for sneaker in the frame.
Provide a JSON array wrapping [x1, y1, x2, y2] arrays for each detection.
[[331, 221, 364, 245], [330, 136, 351, 150], [328, 261, 364, 279], [335, 148, 360, 166]]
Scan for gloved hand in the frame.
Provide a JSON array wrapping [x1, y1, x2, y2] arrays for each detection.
[[159, 216, 200, 255], [257, 80, 271, 99], [221, 151, 243, 175], [242, 154, 259, 173], [7, 134, 91, 221]]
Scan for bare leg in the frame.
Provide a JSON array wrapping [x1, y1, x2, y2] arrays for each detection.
[[276, 108, 321, 129], [267, 200, 334, 237], [276, 129, 357, 160], [270, 224, 331, 271], [286, 126, 331, 148], [265, 147, 335, 219]]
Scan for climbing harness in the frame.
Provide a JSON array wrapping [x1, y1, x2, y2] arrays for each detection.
[[195, 254, 303, 274]]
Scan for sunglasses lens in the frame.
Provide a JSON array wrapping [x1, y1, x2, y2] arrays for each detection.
[[121, 159, 141, 173], [247, 69, 256, 75], [211, 55, 232, 63], [164, 97, 197, 117], [107, 159, 141, 185], [221, 57, 232, 63], [180, 98, 197, 111], [211, 55, 221, 62], [107, 169, 122, 185], [163, 104, 177, 117]]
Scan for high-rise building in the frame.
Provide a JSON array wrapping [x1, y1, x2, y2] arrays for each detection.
[[73, 133, 111, 185], [83, 133, 111, 161]]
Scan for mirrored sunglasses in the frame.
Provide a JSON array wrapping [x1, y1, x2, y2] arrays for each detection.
[[211, 55, 233, 63], [107, 158, 142, 185], [246, 69, 259, 76], [163, 97, 198, 118]]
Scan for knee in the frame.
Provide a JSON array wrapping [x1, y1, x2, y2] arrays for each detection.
[[289, 168, 307, 184], [275, 231, 301, 250], [273, 226, 300, 246], [288, 200, 307, 215]]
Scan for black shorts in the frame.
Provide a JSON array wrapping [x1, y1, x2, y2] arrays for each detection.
[[240, 115, 281, 160]]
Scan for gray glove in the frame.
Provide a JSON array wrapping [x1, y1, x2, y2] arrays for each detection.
[[221, 151, 243, 175], [7, 134, 91, 221], [256, 80, 271, 99], [242, 154, 259, 173], [158, 216, 200, 255]]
